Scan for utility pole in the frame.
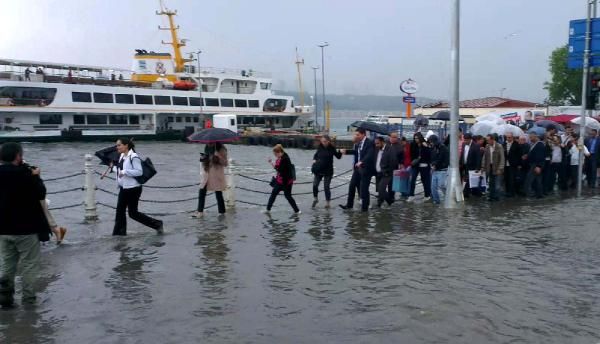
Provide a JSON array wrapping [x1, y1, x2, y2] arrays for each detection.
[[295, 47, 305, 111], [192, 50, 203, 115], [318, 42, 329, 129], [445, 0, 464, 208], [578, 0, 595, 196], [312, 66, 320, 130]]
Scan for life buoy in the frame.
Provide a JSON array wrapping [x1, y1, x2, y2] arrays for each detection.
[[173, 81, 196, 90]]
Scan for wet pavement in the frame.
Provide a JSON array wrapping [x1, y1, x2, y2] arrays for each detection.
[[0, 142, 599, 343]]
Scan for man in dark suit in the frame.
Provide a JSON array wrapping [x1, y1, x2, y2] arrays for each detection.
[[584, 129, 600, 188], [517, 135, 530, 196], [387, 132, 404, 201], [374, 136, 399, 207], [525, 132, 546, 198], [459, 133, 481, 197], [503, 132, 521, 197], [340, 128, 375, 212]]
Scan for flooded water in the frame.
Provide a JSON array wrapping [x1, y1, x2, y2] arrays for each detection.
[[1, 142, 599, 343]]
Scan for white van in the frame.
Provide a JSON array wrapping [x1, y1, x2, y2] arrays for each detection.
[[212, 114, 238, 132]]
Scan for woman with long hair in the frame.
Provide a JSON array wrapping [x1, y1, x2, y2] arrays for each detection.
[[266, 144, 300, 214], [408, 132, 432, 201], [193, 142, 228, 217], [311, 135, 342, 208], [112, 138, 163, 236]]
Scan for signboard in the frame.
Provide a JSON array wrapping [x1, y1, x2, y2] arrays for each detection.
[[568, 18, 600, 69], [400, 79, 419, 94], [402, 96, 416, 103]]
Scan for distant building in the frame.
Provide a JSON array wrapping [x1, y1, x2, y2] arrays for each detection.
[[418, 97, 545, 124]]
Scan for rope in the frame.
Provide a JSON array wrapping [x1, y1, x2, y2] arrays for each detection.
[[95, 171, 200, 189], [44, 171, 84, 182], [236, 199, 268, 207], [48, 202, 83, 211], [236, 168, 354, 185], [96, 187, 211, 203], [96, 201, 216, 215], [46, 187, 83, 195]]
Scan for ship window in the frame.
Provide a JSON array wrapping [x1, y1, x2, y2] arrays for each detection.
[[0, 86, 57, 106], [193, 117, 199, 123], [189, 97, 203, 106], [135, 94, 153, 104], [176, 117, 182, 123], [115, 94, 134, 104], [73, 115, 85, 124], [248, 100, 260, 108], [260, 82, 269, 90], [109, 115, 128, 125], [205, 98, 219, 106], [263, 98, 287, 112], [72, 92, 92, 103], [235, 99, 248, 108], [87, 115, 107, 124], [185, 117, 191, 123], [154, 95, 171, 105], [172, 96, 188, 106], [221, 99, 234, 107], [167, 117, 174, 123], [39, 114, 62, 125], [93, 93, 114, 103], [129, 115, 140, 124], [138, 61, 147, 70]]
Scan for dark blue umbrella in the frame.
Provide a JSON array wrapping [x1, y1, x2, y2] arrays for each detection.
[[535, 120, 564, 132], [95, 145, 120, 166], [187, 128, 239, 143], [527, 125, 546, 137], [430, 110, 451, 121], [413, 114, 429, 127], [350, 121, 389, 135]]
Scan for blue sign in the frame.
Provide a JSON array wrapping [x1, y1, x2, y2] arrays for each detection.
[[403, 96, 416, 103], [568, 18, 600, 69]]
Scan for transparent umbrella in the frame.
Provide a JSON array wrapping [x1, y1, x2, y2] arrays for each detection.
[[491, 124, 524, 137], [476, 113, 504, 124], [470, 121, 496, 136], [570, 116, 600, 130]]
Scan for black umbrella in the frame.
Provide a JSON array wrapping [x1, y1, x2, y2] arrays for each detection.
[[430, 110, 451, 121], [535, 120, 564, 132], [187, 128, 240, 143], [350, 121, 389, 135], [94, 145, 120, 166], [413, 114, 429, 127]]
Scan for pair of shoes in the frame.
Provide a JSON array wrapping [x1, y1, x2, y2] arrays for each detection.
[[324, 201, 331, 208], [57, 227, 67, 244], [311, 198, 318, 208], [294, 210, 302, 215], [406, 196, 415, 202], [191, 211, 204, 218], [339, 204, 351, 210], [423, 196, 432, 202], [156, 221, 164, 235]]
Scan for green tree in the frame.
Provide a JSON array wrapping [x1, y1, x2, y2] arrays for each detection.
[[544, 45, 582, 105]]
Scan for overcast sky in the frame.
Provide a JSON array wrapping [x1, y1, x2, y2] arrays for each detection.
[[0, 0, 585, 102]]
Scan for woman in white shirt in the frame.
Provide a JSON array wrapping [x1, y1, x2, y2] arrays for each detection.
[[112, 138, 163, 236]]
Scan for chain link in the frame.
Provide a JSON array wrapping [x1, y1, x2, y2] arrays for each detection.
[[44, 171, 85, 182], [46, 187, 83, 195]]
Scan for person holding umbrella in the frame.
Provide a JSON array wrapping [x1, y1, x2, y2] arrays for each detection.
[[266, 144, 300, 214], [112, 138, 163, 236], [193, 142, 228, 217]]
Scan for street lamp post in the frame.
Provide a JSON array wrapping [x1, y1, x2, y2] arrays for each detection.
[[445, 0, 464, 208], [312, 66, 320, 130], [318, 42, 329, 131]]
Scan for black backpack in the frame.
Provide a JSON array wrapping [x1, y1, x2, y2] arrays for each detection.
[[130, 156, 157, 184]]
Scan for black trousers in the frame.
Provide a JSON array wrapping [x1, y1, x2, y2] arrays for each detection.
[[267, 183, 299, 212], [197, 186, 225, 213], [376, 173, 394, 206], [346, 168, 372, 211], [113, 186, 162, 236], [585, 154, 598, 187], [312, 174, 333, 201], [525, 168, 544, 198], [409, 166, 431, 197], [504, 165, 518, 196]]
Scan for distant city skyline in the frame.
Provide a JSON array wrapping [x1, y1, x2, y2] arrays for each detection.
[[0, 0, 585, 102]]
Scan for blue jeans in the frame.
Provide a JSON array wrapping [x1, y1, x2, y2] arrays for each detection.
[[431, 170, 447, 204]]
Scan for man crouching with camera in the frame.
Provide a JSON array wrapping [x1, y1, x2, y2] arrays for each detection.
[[0, 142, 50, 308]]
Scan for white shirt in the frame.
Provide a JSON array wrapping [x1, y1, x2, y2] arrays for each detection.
[[570, 145, 590, 165], [463, 144, 470, 164], [376, 145, 385, 173], [506, 141, 512, 166], [551, 145, 562, 163], [357, 137, 366, 161], [116, 150, 143, 189]]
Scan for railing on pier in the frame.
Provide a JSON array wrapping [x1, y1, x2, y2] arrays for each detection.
[[42, 154, 424, 221]]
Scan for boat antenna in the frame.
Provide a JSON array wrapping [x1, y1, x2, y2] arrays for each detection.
[[295, 47, 305, 110], [156, 0, 188, 73]]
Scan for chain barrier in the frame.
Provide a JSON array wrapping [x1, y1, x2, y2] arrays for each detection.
[[96, 187, 211, 203], [44, 171, 85, 182], [48, 202, 83, 211], [94, 170, 200, 189], [96, 201, 216, 215], [46, 187, 83, 195]]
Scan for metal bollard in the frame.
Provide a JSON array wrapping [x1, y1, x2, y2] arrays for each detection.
[[84, 154, 98, 222], [224, 158, 236, 209]]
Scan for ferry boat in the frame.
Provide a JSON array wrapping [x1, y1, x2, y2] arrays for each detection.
[[0, 3, 310, 143]]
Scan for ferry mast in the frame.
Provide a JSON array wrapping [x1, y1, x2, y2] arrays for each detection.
[[156, 0, 188, 73]]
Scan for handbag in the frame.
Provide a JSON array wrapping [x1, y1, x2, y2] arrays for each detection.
[[270, 176, 278, 187]]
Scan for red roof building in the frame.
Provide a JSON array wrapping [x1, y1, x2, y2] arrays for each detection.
[[423, 97, 539, 109]]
